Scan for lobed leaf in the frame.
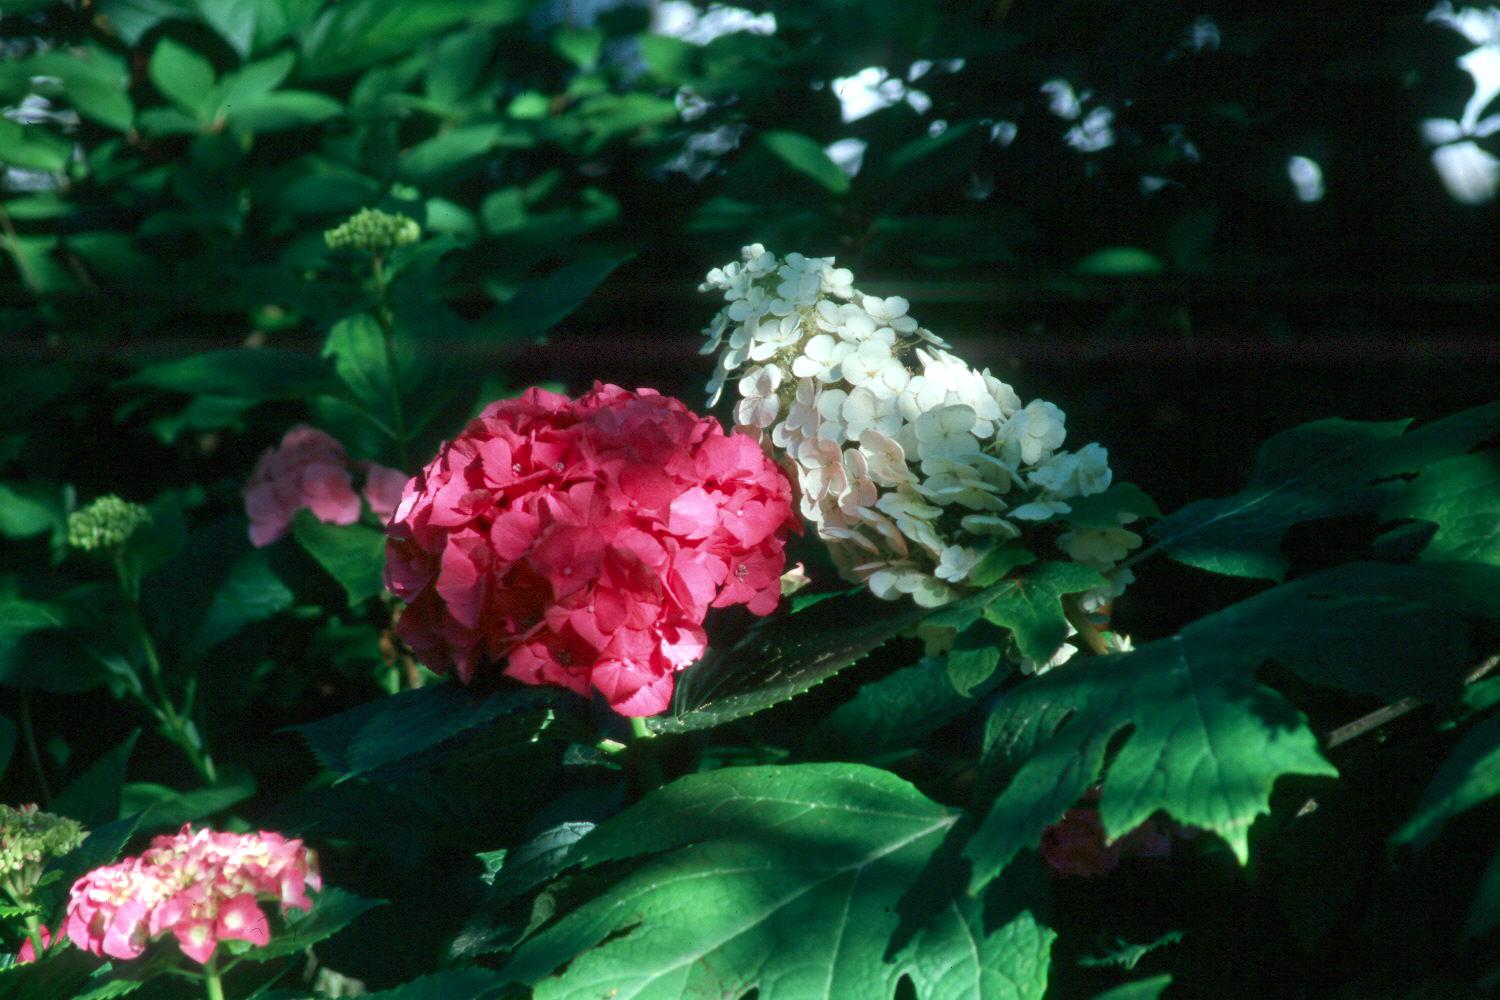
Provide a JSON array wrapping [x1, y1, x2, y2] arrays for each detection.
[[1148, 401, 1500, 580]]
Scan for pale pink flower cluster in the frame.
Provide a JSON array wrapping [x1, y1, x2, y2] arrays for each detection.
[[242, 425, 406, 547], [63, 826, 320, 964], [385, 384, 798, 716]]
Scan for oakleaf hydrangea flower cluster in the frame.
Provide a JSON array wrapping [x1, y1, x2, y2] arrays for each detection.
[[67, 496, 151, 551], [63, 826, 320, 964], [700, 245, 1140, 620], [243, 425, 406, 547], [385, 384, 797, 717], [0, 803, 84, 902]]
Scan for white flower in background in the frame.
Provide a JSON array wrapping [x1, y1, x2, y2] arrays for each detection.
[[1057, 525, 1144, 568], [655, 2, 776, 45], [1003, 399, 1068, 465], [697, 245, 1139, 637], [935, 545, 983, 583], [1424, 4, 1500, 202], [736, 365, 783, 428]]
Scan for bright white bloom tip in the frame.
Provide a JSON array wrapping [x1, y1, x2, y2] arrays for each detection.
[[935, 545, 983, 582], [735, 365, 783, 429], [1003, 399, 1067, 465]]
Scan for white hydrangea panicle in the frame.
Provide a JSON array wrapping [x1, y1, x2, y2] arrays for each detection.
[[698, 245, 1144, 642]]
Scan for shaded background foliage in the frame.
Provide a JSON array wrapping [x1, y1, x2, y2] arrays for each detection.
[[1, 1, 1498, 997]]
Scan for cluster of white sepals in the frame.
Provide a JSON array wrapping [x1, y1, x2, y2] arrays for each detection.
[[700, 245, 1141, 660]]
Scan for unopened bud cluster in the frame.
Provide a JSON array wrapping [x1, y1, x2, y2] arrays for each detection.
[[67, 495, 151, 551], [0, 803, 85, 901], [323, 207, 420, 255], [700, 245, 1144, 667]]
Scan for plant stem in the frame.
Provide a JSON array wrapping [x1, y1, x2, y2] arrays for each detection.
[[18, 692, 51, 805], [628, 716, 664, 791], [1061, 595, 1111, 656], [203, 955, 226, 1000], [23, 913, 45, 958], [370, 255, 410, 469]]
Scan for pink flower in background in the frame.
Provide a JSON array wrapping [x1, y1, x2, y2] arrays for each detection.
[[63, 826, 320, 964], [360, 462, 409, 521], [1040, 789, 1179, 877], [386, 384, 798, 716], [16, 923, 50, 963], [242, 425, 406, 546]]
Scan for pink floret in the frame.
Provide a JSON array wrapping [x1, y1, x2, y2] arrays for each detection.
[[243, 426, 409, 546], [64, 826, 320, 965], [385, 383, 799, 716], [16, 923, 50, 964]]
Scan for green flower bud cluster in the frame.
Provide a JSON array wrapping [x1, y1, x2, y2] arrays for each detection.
[[67, 495, 151, 551], [324, 207, 421, 255], [0, 804, 85, 901]]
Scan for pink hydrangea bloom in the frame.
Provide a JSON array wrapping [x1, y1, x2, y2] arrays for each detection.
[[16, 923, 49, 963], [63, 826, 320, 964], [385, 384, 798, 716], [243, 426, 406, 546]]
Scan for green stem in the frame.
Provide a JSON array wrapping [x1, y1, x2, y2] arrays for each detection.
[[203, 955, 226, 1000], [370, 255, 411, 469], [23, 913, 45, 959], [628, 716, 664, 791], [18, 692, 51, 805]]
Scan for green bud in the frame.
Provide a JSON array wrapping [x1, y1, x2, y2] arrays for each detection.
[[324, 207, 421, 255], [0, 804, 85, 901], [67, 495, 151, 551]]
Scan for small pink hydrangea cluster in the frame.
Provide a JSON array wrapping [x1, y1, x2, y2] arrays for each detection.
[[385, 384, 798, 716], [63, 826, 319, 964], [243, 425, 407, 547], [1040, 789, 1177, 878]]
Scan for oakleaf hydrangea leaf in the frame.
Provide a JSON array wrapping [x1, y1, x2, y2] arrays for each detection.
[[501, 764, 1050, 999], [967, 560, 1500, 891], [978, 562, 1106, 664], [1149, 401, 1500, 580], [1381, 451, 1500, 567]]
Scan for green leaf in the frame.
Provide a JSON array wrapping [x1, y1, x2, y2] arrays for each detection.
[[93, 0, 194, 46], [241, 887, 385, 960], [53, 731, 140, 829], [360, 970, 509, 1000], [484, 255, 631, 342], [1148, 401, 1500, 580], [0, 120, 72, 172], [225, 90, 342, 131], [1392, 712, 1500, 849], [803, 654, 987, 760], [760, 130, 850, 193], [1468, 842, 1500, 937], [196, 0, 322, 58], [0, 582, 135, 693], [291, 512, 387, 605], [122, 349, 339, 403], [501, 764, 971, 999], [1381, 451, 1500, 566], [967, 560, 1500, 891], [399, 123, 535, 184], [148, 38, 217, 119], [31, 48, 134, 131], [299, 0, 532, 78], [287, 680, 562, 780], [1077, 247, 1164, 276], [0, 481, 66, 539], [650, 589, 930, 734], [120, 768, 255, 831], [978, 561, 1106, 664], [323, 313, 421, 436], [186, 546, 293, 659], [1088, 975, 1174, 1000], [1064, 482, 1162, 530]]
